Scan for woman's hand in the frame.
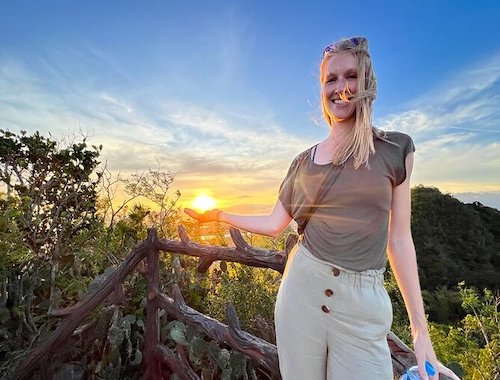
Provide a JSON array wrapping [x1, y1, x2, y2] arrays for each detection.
[[413, 330, 439, 380], [413, 330, 461, 380], [184, 208, 221, 223]]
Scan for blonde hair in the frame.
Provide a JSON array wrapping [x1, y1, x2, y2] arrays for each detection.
[[320, 37, 378, 169]]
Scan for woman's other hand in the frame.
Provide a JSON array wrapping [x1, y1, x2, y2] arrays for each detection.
[[184, 208, 221, 223], [413, 331, 461, 380]]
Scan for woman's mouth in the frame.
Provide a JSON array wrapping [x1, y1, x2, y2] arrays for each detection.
[[332, 98, 352, 104]]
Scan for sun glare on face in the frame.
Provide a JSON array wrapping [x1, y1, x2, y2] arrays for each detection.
[[191, 194, 217, 212]]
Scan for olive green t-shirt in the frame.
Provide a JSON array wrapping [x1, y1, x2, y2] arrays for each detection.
[[278, 131, 415, 271]]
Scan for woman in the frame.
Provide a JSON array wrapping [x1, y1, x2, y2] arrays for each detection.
[[185, 37, 459, 380]]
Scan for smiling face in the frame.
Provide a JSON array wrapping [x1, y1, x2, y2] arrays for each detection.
[[321, 52, 359, 125]]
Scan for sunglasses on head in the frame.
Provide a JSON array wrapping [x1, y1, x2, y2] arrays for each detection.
[[323, 36, 367, 56]]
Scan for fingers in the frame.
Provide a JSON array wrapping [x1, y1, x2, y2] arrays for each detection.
[[184, 208, 221, 223], [415, 357, 462, 380], [426, 361, 438, 380], [184, 208, 199, 219], [415, 358, 437, 380], [437, 363, 461, 380], [416, 358, 429, 380]]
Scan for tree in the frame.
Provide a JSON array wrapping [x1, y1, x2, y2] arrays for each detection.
[[459, 284, 500, 379], [0, 129, 102, 262], [430, 284, 500, 379], [0, 129, 103, 361], [97, 162, 181, 240], [411, 185, 500, 290]]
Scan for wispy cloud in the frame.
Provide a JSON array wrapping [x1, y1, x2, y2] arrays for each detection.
[[0, 51, 308, 209], [208, 7, 253, 84], [382, 53, 500, 135], [377, 52, 500, 200], [1, 47, 499, 210], [428, 53, 500, 105]]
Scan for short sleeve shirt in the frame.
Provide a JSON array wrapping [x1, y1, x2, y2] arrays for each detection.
[[278, 131, 415, 271]]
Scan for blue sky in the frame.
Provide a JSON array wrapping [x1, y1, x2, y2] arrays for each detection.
[[1, 0, 499, 211]]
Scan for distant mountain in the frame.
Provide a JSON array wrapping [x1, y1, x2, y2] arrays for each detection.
[[453, 191, 500, 212], [411, 186, 500, 291]]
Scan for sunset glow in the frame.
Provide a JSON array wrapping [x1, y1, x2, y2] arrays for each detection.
[[1, 3, 499, 210], [191, 194, 217, 212]]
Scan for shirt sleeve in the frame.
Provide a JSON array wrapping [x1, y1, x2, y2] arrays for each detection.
[[278, 150, 308, 217], [395, 134, 416, 186]]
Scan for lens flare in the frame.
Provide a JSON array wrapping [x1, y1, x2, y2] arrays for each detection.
[[192, 194, 217, 212]]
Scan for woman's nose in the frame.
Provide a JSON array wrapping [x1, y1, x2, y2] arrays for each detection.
[[334, 78, 347, 93]]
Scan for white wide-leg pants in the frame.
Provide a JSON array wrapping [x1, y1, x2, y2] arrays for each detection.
[[275, 243, 393, 380]]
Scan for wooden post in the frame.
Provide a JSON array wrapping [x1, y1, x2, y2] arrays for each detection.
[[143, 229, 163, 379]]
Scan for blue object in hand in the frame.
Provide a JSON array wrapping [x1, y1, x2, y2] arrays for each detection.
[[399, 361, 436, 379], [425, 361, 436, 376]]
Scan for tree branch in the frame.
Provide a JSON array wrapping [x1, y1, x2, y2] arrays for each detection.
[[155, 344, 201, 380], [156, 284, 280, 378], [14, 226, 456, 380], [156, 226, 293, 274], [12, 230, 156, 380]]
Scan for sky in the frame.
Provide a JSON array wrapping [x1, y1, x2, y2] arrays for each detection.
[[1, 0, 499, 212]]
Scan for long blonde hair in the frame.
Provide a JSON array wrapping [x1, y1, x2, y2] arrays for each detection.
[[320, 37, 378, 169]]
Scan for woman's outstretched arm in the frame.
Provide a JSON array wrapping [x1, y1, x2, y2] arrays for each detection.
[[185, 198, 293, 238]]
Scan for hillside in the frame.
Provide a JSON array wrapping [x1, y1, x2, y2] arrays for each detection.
[[411, 185, 500, 290]]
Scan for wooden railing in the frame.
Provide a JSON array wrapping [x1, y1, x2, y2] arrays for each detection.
[[13, 227, 443, 379]]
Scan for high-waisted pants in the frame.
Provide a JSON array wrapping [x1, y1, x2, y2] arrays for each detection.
[[274, 243, 393, 380]]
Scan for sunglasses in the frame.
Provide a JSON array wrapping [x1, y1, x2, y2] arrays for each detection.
[[323, 36, 367, 56]]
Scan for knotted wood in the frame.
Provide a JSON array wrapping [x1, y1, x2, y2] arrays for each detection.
[[13, 227, 454, 379], [11, 231, 155, 380], [158, 226, 297, 274], [155, 344, 200, 380], [156, 284, 280, 378]]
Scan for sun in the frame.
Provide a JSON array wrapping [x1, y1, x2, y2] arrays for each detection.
[[191, 194, 217, 212]]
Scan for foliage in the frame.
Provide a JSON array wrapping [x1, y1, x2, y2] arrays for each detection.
[[2, 130, 500, 380], [411, 185, 500, 291], [200, 228, 291, 341], [422, 286, 463, 324], [204, 262, 280, 340], [0, 130, 105, 377], [0, 129, 102, 261], [161, 319, 260, 379], [98, 164, 181, 239], [0, 195, 32, 268], [430, 284, 500, 380]]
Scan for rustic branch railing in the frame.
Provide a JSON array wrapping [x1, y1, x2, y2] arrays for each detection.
[[13, 226, 451, 379]]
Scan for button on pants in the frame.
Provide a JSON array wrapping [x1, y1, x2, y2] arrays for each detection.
[[275, 244, 393, 380]]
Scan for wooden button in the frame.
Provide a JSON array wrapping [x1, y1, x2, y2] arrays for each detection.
[[325, 289, 334, 297], [321, 305, 330, 313], [331, 267, 340, 276]]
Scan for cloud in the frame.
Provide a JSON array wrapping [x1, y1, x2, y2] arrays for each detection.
[[160, 102, 308, 157], [208, 8, 252, 83], [382, 53, 500, 134], [377, 52, 500, 200], [1, 46, 499, 210], [0, 52, 310, 210], [99, 92, 134, 114], [427, 53, 500, 105]]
